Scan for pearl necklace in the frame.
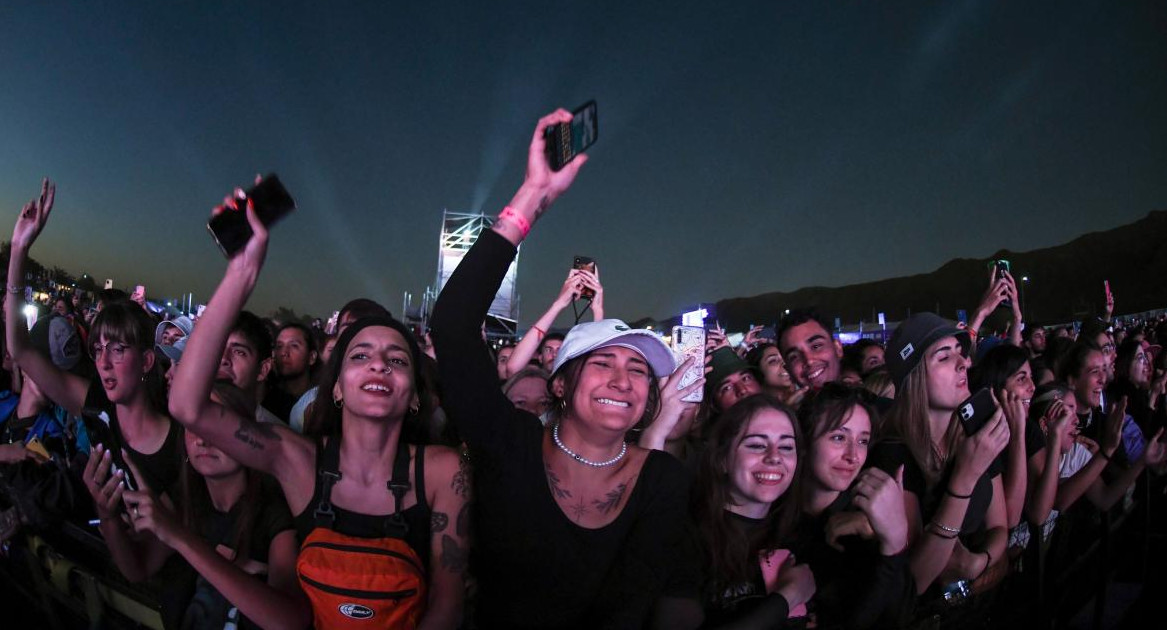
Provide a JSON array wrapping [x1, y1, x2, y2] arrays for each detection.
[[552, 422, 627, 468]]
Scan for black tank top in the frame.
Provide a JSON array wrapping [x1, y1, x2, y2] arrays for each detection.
[[293, 436, 432, 571]]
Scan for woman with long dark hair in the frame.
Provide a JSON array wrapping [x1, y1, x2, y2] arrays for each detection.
[[792, 383, 914, 629], [168, 186, 468, 629], [119, 382, 305, 629], [5, 180, 180, 574], [866, 313, 1010, 618], [691, 394, 815, 627]]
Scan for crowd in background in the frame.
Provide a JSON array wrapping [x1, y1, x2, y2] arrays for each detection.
[[1, 110, 1165, 630]]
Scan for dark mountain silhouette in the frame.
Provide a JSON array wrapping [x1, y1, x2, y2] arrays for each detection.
[[649, 210, 1167, 331]]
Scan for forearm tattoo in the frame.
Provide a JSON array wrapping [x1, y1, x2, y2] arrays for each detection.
[[431, 511, 449, 534], [233, 419, 280, 450]]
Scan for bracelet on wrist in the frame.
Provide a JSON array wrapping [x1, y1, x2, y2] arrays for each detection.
[[498, 206, 532, 239], [925, 527, 959, 540], [945, 486, 973, 500], [531, 325, 546, 340], [7, 284, 24, 295], [929, 520, 961, 535], [1097, 449, 1113, 462]]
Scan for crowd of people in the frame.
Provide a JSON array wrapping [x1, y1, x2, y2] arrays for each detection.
[[1, 109, 1164, 630]]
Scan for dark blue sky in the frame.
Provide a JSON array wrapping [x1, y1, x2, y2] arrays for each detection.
[[2, 1, 1165, 327]]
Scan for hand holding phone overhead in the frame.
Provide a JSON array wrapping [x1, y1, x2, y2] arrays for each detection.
[[207, 174, 295, 258]]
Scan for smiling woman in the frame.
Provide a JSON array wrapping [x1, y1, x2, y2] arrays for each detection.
[[691, 394, 814, 625], [789, 384, 916, 629], [165, 179, 468, 629], [431, 109, 703, 629]]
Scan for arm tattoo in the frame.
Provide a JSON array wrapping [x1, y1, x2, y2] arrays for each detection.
[[431, 511, 449, 534], [545, 464, 572, 500], [534, 195, 551, 218], [451, 456, 471, 499], [232, 416, 281, 450], [439, 534, 467, 572], [592, 482, 629, 515]]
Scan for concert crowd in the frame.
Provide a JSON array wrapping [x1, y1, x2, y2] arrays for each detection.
[[1, 109, 1164, 630]]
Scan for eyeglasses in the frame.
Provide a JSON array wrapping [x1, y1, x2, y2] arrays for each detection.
[[91, 341, 131, 364]]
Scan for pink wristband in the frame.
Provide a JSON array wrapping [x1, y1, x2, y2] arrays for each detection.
[[498, 206, 532, 239]]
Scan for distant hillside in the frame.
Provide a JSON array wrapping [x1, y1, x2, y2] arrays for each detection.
[[683, 211, 1167, 331]]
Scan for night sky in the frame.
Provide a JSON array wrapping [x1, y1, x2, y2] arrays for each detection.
[[2, 1, 1165, 328]]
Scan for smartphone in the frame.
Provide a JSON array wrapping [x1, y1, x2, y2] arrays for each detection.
[[671, 326, 706, 403], [132, 285, 146, 303], [758, 326, 777, 342], [81, 408, 139, 493], [207, 175, 296, 258], [572, 256, 597, 300], [956, 388, 996, 436], [545, 101, 598, 172], [988, 259, 1012, 309], [325, 310, 341, 336]]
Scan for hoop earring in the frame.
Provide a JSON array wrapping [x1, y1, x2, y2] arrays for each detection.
[[333, 397, 344, 409]]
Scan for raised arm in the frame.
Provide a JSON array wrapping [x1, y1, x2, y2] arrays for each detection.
[[967, 267, 1010, 347], [431, 110, 588, 449], [505, 269, 590, 375], [4, 179, 89, 415], [168, 187, 312, 490]]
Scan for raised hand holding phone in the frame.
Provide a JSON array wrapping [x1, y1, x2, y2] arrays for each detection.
[[213, 178, 272, 281], [545, 101, 598, 172], [494, 109, 590, 247], [207, 174, 293, 258]]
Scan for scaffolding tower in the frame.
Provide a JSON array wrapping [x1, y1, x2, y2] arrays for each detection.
[[429, 211, 519, 339]]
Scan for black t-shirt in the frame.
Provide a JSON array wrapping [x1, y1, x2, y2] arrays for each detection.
[[84, 379, 181, 495], [702, 512, 794, 629], [182, 476, 294, 630], [431, 229, 702, 629], [789, 492, 916, 629], [867, 438, 1001, 537]]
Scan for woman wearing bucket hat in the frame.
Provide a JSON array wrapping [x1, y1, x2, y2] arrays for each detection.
[[431, 109, 704, 629], [866, 313, 1011, 614]]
